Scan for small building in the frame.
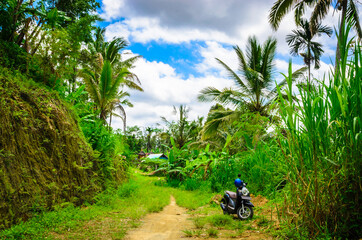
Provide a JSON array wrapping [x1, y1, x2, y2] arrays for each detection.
[[137, 151, 146, 159], [146, 153, 168, 160]]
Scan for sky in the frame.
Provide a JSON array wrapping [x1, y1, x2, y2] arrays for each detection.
[[96, 0, 357, 130]]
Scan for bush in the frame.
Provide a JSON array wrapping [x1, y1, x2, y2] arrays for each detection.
[[0, 40, 28, 71]]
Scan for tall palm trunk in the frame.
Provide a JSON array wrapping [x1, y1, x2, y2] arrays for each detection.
[[123, 114, 126, 133], [335, 0, 348, 70], [109, 112, 113, 129]]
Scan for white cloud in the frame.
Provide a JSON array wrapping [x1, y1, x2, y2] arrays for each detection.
[[195, 41, 238, 75], [101, 1, 352, 129], [101, 0, 125, 21], [111, 54, 234, 129], [102, 0, 343, 60], [105, 17, 240, 44], [111, 49, 334, 130]]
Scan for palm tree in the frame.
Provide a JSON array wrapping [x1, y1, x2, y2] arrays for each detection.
[[108, 90, 133, 132], [286, 18, 332, 82], [198, 36, 305, 137], [145, 127, 159, 152], [161, 105, 195, 148], [199, 36, 278, 116], [84, 30, 143, 125], [268, 0, 361, 64], [83, 60, 130, 121]]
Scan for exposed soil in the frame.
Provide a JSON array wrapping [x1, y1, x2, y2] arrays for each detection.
[[125, 195, 274, 240], [125, 196, 193, 240]]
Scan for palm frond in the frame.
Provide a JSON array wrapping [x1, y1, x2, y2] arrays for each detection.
[[123, 79, 143, 91], [121, 55, 141, 69], [269, 0, 296, 30], [310, 0, 332, 34], [216, 57, 251, 94], [346, 0, 362, 40], [99, 60, 113, 102], [201, 110, 239, 138], [107, 68, 128, 102], [83, 69, 101, 106]]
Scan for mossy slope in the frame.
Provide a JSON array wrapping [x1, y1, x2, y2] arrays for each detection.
[[0, 68, 100, 229]]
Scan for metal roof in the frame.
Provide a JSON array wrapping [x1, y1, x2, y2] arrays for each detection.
[[146, 154, 168, 159]]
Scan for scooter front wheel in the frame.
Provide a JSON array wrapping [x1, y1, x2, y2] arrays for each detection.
[[237, 205, 253, 220]]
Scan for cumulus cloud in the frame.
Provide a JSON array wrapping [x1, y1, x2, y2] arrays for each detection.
[[101, 0, 351, 129], [111, 52, 234, 129]]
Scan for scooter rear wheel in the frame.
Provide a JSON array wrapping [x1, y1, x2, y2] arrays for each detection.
[[221, 199, 229, 215], [237, 205, 253, 220]]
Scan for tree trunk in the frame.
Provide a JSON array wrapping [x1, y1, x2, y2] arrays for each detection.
[[335, 0, 347, 71], [307, 45, 311, 86], [109, 112, 113, 128], [31, 32, 46, 55], [10, 0, 24, 42], [123, 114, 126, 133]]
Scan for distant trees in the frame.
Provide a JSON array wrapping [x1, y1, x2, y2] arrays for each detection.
[[161, 105, 200, 148]]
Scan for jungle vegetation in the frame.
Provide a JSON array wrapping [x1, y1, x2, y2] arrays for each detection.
[[0, 0, 360, 239]]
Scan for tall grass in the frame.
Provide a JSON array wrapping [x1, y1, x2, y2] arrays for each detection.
[[276, 22, 361, 239]]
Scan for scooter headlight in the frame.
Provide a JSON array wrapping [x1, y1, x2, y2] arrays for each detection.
[[241, 187, 249, 196]]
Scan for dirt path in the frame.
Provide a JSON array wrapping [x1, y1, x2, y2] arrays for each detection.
[[125, 196, 193, 240]]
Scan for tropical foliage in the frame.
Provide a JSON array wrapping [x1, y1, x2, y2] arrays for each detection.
[[286, 18, 332, 81], [197, 36, 304, 138], [0, 0, 361, 239]]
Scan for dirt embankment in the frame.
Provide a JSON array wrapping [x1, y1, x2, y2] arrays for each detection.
[[0, 69, 100, 229]]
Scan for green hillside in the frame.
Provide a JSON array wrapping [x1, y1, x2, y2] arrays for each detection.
[[0, 68, 100, 229]]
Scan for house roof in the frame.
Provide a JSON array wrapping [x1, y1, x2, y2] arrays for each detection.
[[138, 151, 146, 156], [146, 153, 168, 159]]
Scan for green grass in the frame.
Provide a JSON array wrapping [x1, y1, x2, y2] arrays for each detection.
[[171, 187, 214, 210], [207, 228, 219, 237], [0, 169, 275, 239], [207, 214, 233, 227], [0, 172, 172, 239], [193, 217, 206, 229], [0, 170, 219, 240]]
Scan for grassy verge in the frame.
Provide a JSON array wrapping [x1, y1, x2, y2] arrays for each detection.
[[1, 169, 275, 239], [0, 171, 173, 240]]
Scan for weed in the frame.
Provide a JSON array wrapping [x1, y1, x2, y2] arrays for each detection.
[[257, 216, 271, 227], [207, 228, 219, 237], [182, 229, 194, 238], [208, 214, 233, 227], [194, 229, 202, 237], [193, 217, 206, 229]]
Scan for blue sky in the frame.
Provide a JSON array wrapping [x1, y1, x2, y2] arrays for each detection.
[[96, 0, 359, 130]]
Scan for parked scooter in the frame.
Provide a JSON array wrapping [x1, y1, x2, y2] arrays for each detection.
[[220, 180, 254, 220]]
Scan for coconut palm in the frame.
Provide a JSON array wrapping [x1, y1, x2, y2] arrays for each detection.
[[286, 18, 333, 82], [83, 60, 130, 121], [108, 90, 133, 131], [83, 30, 143, 125], [198, 36, 305, 137], [199, 36, 278, 115]]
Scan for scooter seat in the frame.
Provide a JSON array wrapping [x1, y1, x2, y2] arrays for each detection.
[[225, 191, 237, 199]]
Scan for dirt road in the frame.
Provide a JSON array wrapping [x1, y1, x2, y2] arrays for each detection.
[[125, 196, 193, 240]]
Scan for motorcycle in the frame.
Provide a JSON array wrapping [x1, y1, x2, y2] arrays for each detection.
[[220, 181, 254, 220]]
